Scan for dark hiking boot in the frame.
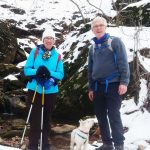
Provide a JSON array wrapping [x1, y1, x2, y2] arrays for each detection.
[[43, 144, 54, 150], [27, 145, 38, 150], [96, 144, 114, 150], [27, 148, 38, 150], [43, 147, 51, 150], [114, 145, 124, 150]]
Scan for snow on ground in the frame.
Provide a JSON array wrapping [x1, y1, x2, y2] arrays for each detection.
[[0, 145, 20, 150]]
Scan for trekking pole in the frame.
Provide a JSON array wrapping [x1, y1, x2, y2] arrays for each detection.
[[20, 84, 38, 146], [39, 85, 45, 150]]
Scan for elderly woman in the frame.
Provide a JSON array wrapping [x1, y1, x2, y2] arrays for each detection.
[[24, 28, 64, 150]]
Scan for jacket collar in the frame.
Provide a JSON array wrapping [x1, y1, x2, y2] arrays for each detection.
[[93, 33, 110, 45]]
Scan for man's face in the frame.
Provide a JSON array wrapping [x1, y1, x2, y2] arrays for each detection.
[[43, 36, 55, 50], [92, 21, 106, 39]]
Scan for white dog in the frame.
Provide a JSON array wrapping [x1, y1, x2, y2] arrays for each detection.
[[70, 119, 94, 150]]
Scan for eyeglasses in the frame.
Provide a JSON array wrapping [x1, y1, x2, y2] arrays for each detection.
[[93, 24, 105, 28]]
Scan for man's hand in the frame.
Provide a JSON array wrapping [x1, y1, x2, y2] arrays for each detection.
[[88, 91, 94, 101], [118, 84, 127, 95]]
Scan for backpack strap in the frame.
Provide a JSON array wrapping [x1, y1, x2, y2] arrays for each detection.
[[107, 37, 117, 66], [56, 53, 62, 86], [56, 53, 61, 70], [34, 46, 61, 64], [107, 36, 113, 51], [101, 72, 120, 93], [92, 36, 117, 66], [34, 47, 39, 60], [57, 54, 61, 62]]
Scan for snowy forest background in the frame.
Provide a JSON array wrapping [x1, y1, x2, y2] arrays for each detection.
[[0, 0, 150, 149]]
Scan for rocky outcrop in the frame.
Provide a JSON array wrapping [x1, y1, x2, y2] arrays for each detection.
[[0, 63, 20, 79], [0, 21, 18, 63], [114, 1, 150, 26], [0, 21, 28, 116], [51, 124, 76, 134]]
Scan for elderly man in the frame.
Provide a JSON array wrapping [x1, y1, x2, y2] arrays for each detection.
[[88, 17, 130, 150]]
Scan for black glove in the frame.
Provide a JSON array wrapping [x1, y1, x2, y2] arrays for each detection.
[[36, 66, 50, 83]]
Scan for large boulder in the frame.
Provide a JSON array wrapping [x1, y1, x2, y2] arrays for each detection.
[[53, 42, 95, 121], [0, 21, 27, 64], [0, 21, 18, 63], [114, 1, 150, 26], [0, 63, 20, 79]]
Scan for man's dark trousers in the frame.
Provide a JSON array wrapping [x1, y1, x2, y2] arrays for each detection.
[[93, 82, 125, 146]]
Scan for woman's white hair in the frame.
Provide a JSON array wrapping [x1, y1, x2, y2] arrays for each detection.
[[91, 16, 107, 28]]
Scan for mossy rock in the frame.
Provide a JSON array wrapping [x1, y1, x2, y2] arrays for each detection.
[[0, 63, 20, 78], [0, 21, 18, 63]]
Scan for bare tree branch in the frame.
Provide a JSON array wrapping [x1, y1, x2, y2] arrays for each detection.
[[111, 0, 121, 25], [86, 0, 109, 19], [69, 0, 86, 24]]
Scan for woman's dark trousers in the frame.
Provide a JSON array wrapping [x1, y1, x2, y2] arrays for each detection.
[[27, 90, 56, 150]]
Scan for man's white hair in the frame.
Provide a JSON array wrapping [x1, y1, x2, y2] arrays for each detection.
[[91, 16, 107, 28]]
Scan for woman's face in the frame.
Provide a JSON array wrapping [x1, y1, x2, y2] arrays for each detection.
[[92, 21, 106, 39], [43, 36, 55, 50]]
